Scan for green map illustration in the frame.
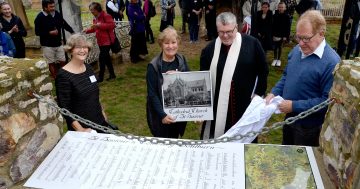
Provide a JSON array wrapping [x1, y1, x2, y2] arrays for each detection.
[[245, 144, 317, 189]]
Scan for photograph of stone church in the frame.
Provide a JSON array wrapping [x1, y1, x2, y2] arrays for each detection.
[[162, 72, 212, 108]]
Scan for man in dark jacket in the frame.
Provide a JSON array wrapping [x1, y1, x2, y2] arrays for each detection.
[[34, 0, 74, 79], [200, 12, 268, 140]]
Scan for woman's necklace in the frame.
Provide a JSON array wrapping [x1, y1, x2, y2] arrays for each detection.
[[163, 56, 175, 62]]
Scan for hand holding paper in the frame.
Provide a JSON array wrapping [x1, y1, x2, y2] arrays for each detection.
[[220, 95, 284, 143]]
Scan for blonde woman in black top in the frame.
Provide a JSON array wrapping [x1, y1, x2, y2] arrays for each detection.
[[146, 27, 189, 138], [56, 34, 115, 133], [0, 2, 27, 58]]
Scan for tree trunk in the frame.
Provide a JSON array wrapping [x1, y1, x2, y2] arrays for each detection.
[[216, 0, 244, 26], [8, 0, 31, 30]]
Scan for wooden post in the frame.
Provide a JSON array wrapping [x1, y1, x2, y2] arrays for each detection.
[[7, 0, 32, 30]]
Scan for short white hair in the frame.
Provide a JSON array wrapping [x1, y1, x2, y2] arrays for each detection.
[[216, 12, 237, 26]]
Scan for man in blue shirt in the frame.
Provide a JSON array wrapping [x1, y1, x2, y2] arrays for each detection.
[[265, 10, 341, 146]]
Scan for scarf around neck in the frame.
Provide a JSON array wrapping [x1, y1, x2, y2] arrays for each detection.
[[203, 32, 242, 139]]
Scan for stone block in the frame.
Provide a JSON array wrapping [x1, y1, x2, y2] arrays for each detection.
[[352, 124, 360, 162], [10, 123, 60, 183], [0, 131, 16, 166], [38, 95, 57, 121], [0, 104, 10, 118], [0, 113, 36, 143], [320, 60, 360, 189], [0, 57, 63, 188]]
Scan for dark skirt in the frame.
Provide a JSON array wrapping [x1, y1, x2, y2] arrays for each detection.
[[130, 31, 148, 61], [146, 98, 186, 138]]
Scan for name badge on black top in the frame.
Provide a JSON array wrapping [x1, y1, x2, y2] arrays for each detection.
[[89, 75, 97, 83]]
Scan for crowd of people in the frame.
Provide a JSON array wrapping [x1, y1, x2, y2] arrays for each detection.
[[3, 0, 344, 147], [247, 0, 321, 67], [179, 0, 217, 42]]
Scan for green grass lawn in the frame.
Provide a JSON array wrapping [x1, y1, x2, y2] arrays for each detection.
[[24, 7, 342, 144]]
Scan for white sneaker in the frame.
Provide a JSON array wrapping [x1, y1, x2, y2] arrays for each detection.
[[276, 60, 281, 67], [271, 60, 277, 66]]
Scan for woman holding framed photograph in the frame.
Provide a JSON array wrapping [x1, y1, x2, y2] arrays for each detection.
[[146, 27, 189, 138]]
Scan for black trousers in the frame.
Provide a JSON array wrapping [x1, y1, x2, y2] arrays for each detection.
[[13, 38, 26, 58], [130, 32, 148, 61], [273, 40, 283, 60], [180, 8, 189, 32], [205, 12, 217, 40], [98, 45, 115, 80], [282, 122, 321, 146], [145, 17, 154, 42]]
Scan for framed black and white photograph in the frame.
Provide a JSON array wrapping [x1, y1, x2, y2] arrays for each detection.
[[162, 71, 213, 122]]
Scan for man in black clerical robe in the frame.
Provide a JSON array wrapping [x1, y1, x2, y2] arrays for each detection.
[[200, 12, 268, 140]]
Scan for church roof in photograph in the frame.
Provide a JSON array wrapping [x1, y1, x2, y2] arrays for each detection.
[[187, 79, 206, 88]]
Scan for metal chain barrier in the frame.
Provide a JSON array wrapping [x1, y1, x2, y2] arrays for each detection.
[[29, 91, 335, 146]]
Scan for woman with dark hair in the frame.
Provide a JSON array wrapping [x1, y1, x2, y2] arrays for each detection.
[[256, 2, 273, 52], [143, 0, 155, 44], [188, 0, 202, 43], [128, 0, 148, 63], [84, 2, 116, 82], [0, 2, 27, 58], [146, 27, 189, 138], [56, 34, 117, 133]]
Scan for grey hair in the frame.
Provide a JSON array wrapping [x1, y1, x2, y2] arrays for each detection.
[[216, 12, 237, 26], [63, 33, 92, 53]]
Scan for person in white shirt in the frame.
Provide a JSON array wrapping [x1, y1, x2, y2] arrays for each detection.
[[106, 0, 125, 21]]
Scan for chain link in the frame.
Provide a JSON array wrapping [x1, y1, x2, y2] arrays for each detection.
[[30, 92, 335, 146]]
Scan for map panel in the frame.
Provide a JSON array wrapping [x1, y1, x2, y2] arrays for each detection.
[[245, 144, 318, 189]]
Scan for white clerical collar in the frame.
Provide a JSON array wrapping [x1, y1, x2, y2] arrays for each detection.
[[301, 39, 326, 59], [42, 10, 55, 17]]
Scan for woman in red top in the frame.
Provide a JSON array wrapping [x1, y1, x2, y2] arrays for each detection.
[[84, 2, 116, 82]]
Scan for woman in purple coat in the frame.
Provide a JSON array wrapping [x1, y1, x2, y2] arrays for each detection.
[[128, 0, 148, 63]]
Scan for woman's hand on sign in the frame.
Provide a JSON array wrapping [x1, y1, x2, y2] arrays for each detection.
[[165, 69, 179, 74], [72, 121, 93, 132], [162, 115, 175, 124]]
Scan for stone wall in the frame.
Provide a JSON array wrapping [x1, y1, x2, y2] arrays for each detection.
[[320, 58, 360, 189], [0, 57, 63, 188]]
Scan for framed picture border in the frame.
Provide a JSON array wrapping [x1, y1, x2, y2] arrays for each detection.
[[162, 71, 214, 122]]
